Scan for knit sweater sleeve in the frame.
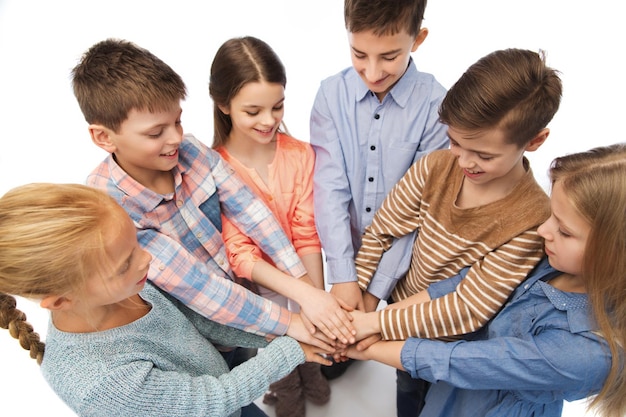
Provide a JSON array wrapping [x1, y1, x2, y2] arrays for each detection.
[[41, 284, 306, 417], [379, 228, 546, 339], [76, 336, 304, 417]]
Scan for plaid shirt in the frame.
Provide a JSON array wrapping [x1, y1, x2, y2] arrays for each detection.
[[87, 134, 305, 336]]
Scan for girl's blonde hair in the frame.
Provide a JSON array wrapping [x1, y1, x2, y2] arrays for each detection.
[[0, 183, 127, 364], [549, 143, 626, 417]]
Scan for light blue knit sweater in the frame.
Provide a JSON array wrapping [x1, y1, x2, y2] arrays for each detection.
[[40, 283, 305, 417]]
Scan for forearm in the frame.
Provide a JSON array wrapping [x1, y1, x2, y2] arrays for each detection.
[[387, 290, 430, 310], [351, 310, 382, 341], [251, 261, 311, 304], [300, 252, 324, 290], [353, 340, 405, 370], [140, 235, 289, 336]]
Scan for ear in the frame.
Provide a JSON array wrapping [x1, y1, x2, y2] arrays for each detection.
[[217, 104, 230, 115], [40, 295, 73, 311], [89, 124, 117, 154], [525, 128, 550, 152], [411, 28, 429, 52]]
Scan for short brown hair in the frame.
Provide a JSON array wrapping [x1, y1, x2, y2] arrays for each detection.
[[439, 48, 562, 147], [71, 38, 187, 133], [344, 0, 427, 37]]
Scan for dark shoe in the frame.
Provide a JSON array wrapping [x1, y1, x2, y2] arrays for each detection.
[[298, 362, 331, 405], [320, 358, 355, 380], [263, 368, 305, 417]]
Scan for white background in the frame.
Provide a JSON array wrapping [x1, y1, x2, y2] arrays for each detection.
[[0, 1, 622, 416]]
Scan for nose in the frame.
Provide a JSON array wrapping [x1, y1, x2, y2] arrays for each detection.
[[455, 149, 475, 169], [166, 124, 184, 145], [141, 249, 153, 269], [261, 110, 276, 126], [537, 217, 553, 240], [363, 59, 383, 83]]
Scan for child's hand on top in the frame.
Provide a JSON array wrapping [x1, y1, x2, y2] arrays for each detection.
[[299, 288, 356, 345], [286, 313, 335, 351]]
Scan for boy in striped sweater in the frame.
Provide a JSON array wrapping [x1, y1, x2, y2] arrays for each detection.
[[352, 48, 563, 414]]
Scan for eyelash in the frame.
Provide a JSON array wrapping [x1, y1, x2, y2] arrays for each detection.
[[148, 120, 182, 138], [118, 263, 130, 275], [450, 141, 494, 160], [353, 54, 397, 62], [557, 229, 571, 238], [245, 105, 284, 117]]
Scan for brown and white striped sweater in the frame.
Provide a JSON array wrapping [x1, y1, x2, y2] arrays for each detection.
[[356, 149, 550, 340]]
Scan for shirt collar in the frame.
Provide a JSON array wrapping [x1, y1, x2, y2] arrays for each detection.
[[355, 57, 418, 108], [108, 154, 185, 212], [536, 280, 594, 333], [517, 258, 594, 333]]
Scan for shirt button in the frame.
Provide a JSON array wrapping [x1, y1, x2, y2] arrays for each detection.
[[370, 145, 376, 151], [158, 264, 165, 271], [196, 232, 203, 239], [365, 207, 372, 212], [368, 177, 374, 182], [176, 200, 183, 207], [374, 114, 380, 120]]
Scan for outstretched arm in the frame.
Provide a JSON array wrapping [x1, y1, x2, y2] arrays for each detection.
[[251, 261, 355, 344]]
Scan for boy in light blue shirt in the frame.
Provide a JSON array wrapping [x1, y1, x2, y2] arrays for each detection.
[[309, 1, 448, 408]]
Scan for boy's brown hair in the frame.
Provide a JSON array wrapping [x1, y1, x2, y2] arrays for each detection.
[[71, 38, 187, 133], [344, 0, 427, 36], [439, 48, 562, 148]]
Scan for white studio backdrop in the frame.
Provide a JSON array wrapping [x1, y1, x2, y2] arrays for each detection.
[[0, 1, 622, 416]]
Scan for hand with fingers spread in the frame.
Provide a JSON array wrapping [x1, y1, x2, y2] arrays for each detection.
[[297, 287, 356, 345], [286, 312, 336, 351]]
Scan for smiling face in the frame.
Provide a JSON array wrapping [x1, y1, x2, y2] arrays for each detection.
[[447, 125, 529, 190], [220, 81, 285, 146], [538, 181, 591, 279], [348, 28, 426, 101], [100, 102, 184, 188]]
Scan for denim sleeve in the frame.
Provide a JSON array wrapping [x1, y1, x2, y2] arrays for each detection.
[[426, 268, 469, 299], [401, 330, 610, 397]]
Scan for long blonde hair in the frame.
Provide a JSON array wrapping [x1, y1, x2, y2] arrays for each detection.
[[0, 183, 127, 364], [549, 143, 626, 417]]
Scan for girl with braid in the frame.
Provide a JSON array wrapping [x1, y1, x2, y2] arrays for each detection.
[[0, 183, 332, 417]]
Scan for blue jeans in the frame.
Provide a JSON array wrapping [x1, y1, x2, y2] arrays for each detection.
[[221, 347, 258, 369], [241, 402, 268, 417], [396, 368, 430, 417]]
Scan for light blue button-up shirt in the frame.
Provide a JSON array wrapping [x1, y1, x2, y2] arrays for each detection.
[[310, 59, 448, 298], [402, 258, 611, 417]]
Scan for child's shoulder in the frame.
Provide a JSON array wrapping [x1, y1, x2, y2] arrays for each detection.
[[277, 133, 313, 153], [179, 133, 219, 160], [423, 148, 455, 166], [318, 65, 361, 91]]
